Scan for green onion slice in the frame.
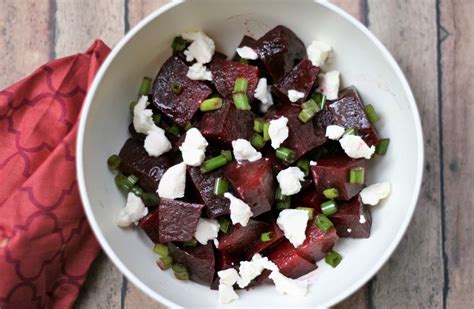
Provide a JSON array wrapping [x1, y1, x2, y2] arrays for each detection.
[[172, 263, 190, 280], [157, 255, 173, 270], [115, 174, 139, 192], [200, 97, 223, 112], [131, 185, 144, 197], [171, 36, 187, 52], [218, 217, 232, 234], [375, 138, 390, 155], [214, 177, 229, 196], [364, 104, 379, 124], [262, 122, 270, 141], [295, 207, 315, 220], [183, 239, 197, 247], [107, 154, 121, 171], [349, 167, 365, 185], [166, 124, 181, 137], [315, 214, 334, 234], [325, 250, 343, 268], [275, 147, 297, 164], [250, 133, 265, 150], [138, 77, 152, 96], [276, 198, 291, 210], [221, 150, 233, 162], [275, 186, 286, 201], [323, 188, 339, 199], [141, 192, 160, 207], [343, 128, 357, 136], [152, 113, 161, 125], [320, 200, 338, 216], [254, 119, 264, 133], [233, 77, 249, 93], [171, 80, 183, 95], [184, 122, 192, 131], [297, 159, 310, 176], [312, 93, 327, 110], [153, 243, 168, 257], [261, 232, 273, 242], [129, 101, 137, 115], [232, 92, 251, 110]]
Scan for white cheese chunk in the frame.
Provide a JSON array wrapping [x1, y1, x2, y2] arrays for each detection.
[[318, 70, 340, 100], [347, 228, 352, 233], [218, 268, 240, 286], [157, 162, 186, 199], [360, 182, 391, 206], [359, 214, 367, 224], [181, 31, 215, 64], [194, 218, 220, 245], [276, 209, 309, 248], [115, 193, 148, 227], [232, 139, 262, 163], [339, 134, 375, 159], [235, 254, 279, 289], [186, 62, 213, 81], [325, 125, 345, 140], [144, 127, 172, 157], [218, 284, 239, 304], [307, 40, 332, 67], [276, 167, 305, 196], [310, 160, 317, 166], [236, 46, 258, 60], [133, 95, 155, 134], [269, 271, 308, 297], [287, 89, 305, 102], [268, 116, 289, 149], [179, 128, 208, 166], [254, 78, 274, 112], [224, 192, 253, 227], [214, 238, 220, 248]]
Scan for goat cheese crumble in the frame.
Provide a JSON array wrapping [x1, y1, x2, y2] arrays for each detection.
[[307, 40, 332, 67], [179, 128, 208, 166], [360, 182, 391, 206], [339, 134, 375, 159], [232, 139, 262, 163], [318, 70, 340, 100], [325, 125, 345, 140], [237, 254, 277, 288], [359, 214, 367, 224], [254, 78, 274, 112], [133, 95, 156, 134], [276, 209, 309, 248], [224, 192, 253, 227], [115, 193, 148, 227], [144, 127, 172, 157], [287, 89, 305, 102], [276, 167, 305, 196], [236, 46, 259, 60], [194, 218, 220, 245], [218, 284, 239, 304], [268, 116, 289, 149], [157, 162, 186, 199], [181, 31, 215, 64], [186, 62, 213, 81], [269, 271, 308, 297]]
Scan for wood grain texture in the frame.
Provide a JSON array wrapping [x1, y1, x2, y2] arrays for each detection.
[[0, 0, 52, 88], [127, 0, 171, 31], [440, 0, 474, 307], [367, 1, 444, 307]]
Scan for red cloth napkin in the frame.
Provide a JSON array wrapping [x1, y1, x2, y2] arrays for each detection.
[[0, 41, 110, 308]]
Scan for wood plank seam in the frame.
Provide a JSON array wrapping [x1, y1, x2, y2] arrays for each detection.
[[48, 0, 57, 60]]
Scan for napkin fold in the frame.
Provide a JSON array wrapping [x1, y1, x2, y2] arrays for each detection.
[[0, 40, 110, 308]]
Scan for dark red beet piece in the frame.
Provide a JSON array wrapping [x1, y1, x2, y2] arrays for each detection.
[[158, 199, 204, 243], [138, 209, 160, 243], [118, 138, 175, 192], [188, 167, 230, 218], [266, 240, 317, 279], [252, 221, 284, 255], [272, 59, 320, 104], [331, 195, 372, 238], [255, 25, 306, 82], [152, 56, 212, 127], [266, 104, 326, 159], [211, 251, 240, 290], [223, 158, 276, 216], [311, 154, 368, 201], [218, 219, 269, 258], [296, 224, 339, 262], [295, 189, 326, 210], [209, 57, 260, 102], [197, 100, 255, 147], [168, 242, 215, 286]]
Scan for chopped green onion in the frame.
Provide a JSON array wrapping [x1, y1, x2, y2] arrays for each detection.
[[253, 119, 264, 133], [298, 108, 316, 123], [152, 113, 161, 125], [221, 150, 233, 162], [312, 93, 327, 110], [172, 263, 190, 280], [138, 77, 152, 96], [364, 104, 379, 124], [320, 200, 338, 216], [262, 122, 270, 141], [131, 185, 144, 197], [239, 58, 249, 64], [200, 97, 223, 112], [276, 198, 291, 210], [295, 207, 314, 220], [349, 167, 365, 185], [275, 186, 286, 201], [233, 77, 249, 93], [214, 177, 229, 196], [251, 133, 265, 150], [344, 128, 357, 136], [157, 255, 173, 270], [166, 124, 181, 137], [261, 232, 273, 242], [129, 101, 137, 115], [296, 159, 310, 176], [298, 98, 321, 123], [375, 138, 390, 155], [115, 174, 139, 192], [153, 243, 168, 257], [171, 36, 187, 52], [275, 147, 297, 164], [107, 154, 121, 171], [183, 239, 197, 247], [232, 92, 251, 110], [315, 214, 334, 234], [218, 217, 232, 233], [323, 188, 339, 199], [302, 98, 321, 113], [184, 122, 192, 131], [201, 154, 230, 174], [171, 80, 183, 95], [141, 192, 160, 207], [325, 250, 343, 268]]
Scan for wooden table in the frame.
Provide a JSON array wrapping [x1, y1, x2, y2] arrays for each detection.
[[1, 0, 471, 307]]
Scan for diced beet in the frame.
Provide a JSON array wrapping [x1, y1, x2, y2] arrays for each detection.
[[118, 138, 175, 192], [330, 195, 372, 238], [255, 25, 306, 82], [252, 221, 284, 255], [266, 104, 326, 159], [263, 149, 288, 174], [296, 224, 339, 262], [168, 242, 215, 286], [211, 251, 240, 290], [296, 189, 325, 210], [272, 59, 320, 104], [152, 56, 212, 127], [158, 199, 204, 243], [138, 209, 160, 243], [266, 240, 317, 279], [128, 123, 146, 141], [223, 158, 276, 216], [197, 100, 255, 147], [209, 57, 260, 102], [232, 35, 258, 61], [218, 219, 269, 258], [317, 86, 380, 146], [188, 167, 230, 218], [311, 154, 368, 201]]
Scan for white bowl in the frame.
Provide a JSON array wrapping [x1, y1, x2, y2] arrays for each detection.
[[77, 0, 424, 307]]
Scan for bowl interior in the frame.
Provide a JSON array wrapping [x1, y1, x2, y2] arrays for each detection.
[[78, 0, 423, 307]]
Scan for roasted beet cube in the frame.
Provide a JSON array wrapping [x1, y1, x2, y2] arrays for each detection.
[[209, 57, 260, 102], [295, 189, 326, 210], [296, 224, 339, 262], [218, 219, 269, 258], [211, 251, 240, 290], [266, 240, 317, 279], [197, 100, 255, 146], [272, 59, 320, 104], [331, 195, 372, 238], [223, 158, 276, 216], [152, 56, 212, 127], [311, 154, 368, 201], [158, 199, 204, 243], [188, 167, 230, 218], [118, 138, 175, 192], [168, 242, 215, 286], [252, 221, 284, 255], [255, 25, 306, 82], [138, 209, 160, 243], [266, 104, 326, 159]]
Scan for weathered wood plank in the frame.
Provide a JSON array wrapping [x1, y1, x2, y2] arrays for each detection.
[[367, 1, 444, 308], [0, 0, 51, 88], [126, 0, 172, 32], [330, 0, 367, 25], [440, 0, 474, 307]]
